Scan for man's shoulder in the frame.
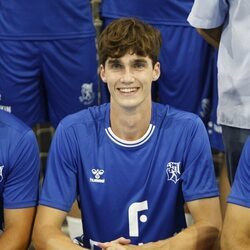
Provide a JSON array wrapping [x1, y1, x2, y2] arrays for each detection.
[[155, 102, 199, 123], [154, 103, 204, 136], [59, 104, 109, 129]]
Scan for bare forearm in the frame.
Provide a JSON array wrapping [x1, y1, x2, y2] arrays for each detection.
[[221, 235, 250, 250], [33, 226, 87, 250], [130, 222, 220, 250], [176, 222, 220, 250], [0, 228, 31, 250]]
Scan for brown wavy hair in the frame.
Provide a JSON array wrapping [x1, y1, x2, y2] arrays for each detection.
[[98, 18, 162, 66]]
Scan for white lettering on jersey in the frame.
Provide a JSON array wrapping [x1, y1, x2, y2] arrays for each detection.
[[128, 200, 148, 237]]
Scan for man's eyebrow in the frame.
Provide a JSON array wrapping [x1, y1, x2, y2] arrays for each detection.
[[133, 59, 147, 63], [107, 58, 121, 64]]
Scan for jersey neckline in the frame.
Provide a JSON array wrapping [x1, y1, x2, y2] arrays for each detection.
[[104, 103, 156, 148]]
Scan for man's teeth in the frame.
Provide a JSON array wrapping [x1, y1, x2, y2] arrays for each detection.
[[119, 88, 137, 93]]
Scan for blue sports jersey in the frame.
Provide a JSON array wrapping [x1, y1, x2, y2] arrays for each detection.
[[40, 103, 218, 248], [228, 137, 250, 208], [0, 110, 40, 231], [0, 0, 96, 39], [101, 0, 194, 26]]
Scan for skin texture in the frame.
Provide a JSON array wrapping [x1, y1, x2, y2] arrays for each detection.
[[221, 204, 250, 250], [33, 206, 86, 250], [0, 207, 36, 250]]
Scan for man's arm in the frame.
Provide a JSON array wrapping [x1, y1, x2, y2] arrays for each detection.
[[32, 205, 87, 250], [167, 197, 222, 250], [221, 203, 250, 249], [0, 207, 36, 249], [196, 26, 223, 48], [99, 197, 222, 250]]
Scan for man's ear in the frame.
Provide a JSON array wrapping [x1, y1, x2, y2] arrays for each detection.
[[153, 62, 161, 81], [99, 64, 107, 83]]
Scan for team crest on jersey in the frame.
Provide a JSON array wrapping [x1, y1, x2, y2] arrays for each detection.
[[166, 162, 181, 184], [0, 165, 4, 182], [79, 83, 95, 105], [90, 168, 105, 183]]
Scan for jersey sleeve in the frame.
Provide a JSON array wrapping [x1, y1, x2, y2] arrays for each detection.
[[39, 123, 78, 212], [187, 0, 229, 28], [4, 130, 40, 208], [228, 137, 250, 208], [181, 117, 219, 202]]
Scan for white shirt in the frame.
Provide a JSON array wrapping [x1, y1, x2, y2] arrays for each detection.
[[188, 0, 250, 129]]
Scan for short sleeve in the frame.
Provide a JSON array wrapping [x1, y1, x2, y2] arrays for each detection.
[[187, 0, 229, 28], [228, 137, 250, 208], [4, 130, 40, 208], [181, 117, 219, 202], [39, 123, 78, 212]]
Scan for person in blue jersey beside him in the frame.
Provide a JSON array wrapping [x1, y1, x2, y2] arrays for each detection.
[[33, 18, 221, 250], [221, 137, 250, 249], [0, 110, 40, 249], [0, 0, 98, 128]]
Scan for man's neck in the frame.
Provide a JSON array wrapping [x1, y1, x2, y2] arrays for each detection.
[[110, 103, 152, 141]]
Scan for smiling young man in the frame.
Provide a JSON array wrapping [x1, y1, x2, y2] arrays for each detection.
[[33, 18, 221, 250]]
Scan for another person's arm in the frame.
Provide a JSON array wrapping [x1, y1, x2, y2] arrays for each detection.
[[196, 26, 223, 48], [221, 204, 250, 249], [187, 0, 229, 48], [221, 138, 250, 249], [0, 208, 36, 249], [33, 206, 86, 250]]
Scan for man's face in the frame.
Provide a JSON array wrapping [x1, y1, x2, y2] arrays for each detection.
[[100, 53, 160, 109]]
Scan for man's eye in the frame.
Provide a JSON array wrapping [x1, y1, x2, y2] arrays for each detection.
[[134, 63, 145, 69], [111, 63, 122, 69]]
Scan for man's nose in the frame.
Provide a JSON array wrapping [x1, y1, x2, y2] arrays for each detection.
[[120, 68, 134, 83]]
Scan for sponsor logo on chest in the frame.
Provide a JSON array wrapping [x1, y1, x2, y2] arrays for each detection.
[[89, 168, 105, 183]]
